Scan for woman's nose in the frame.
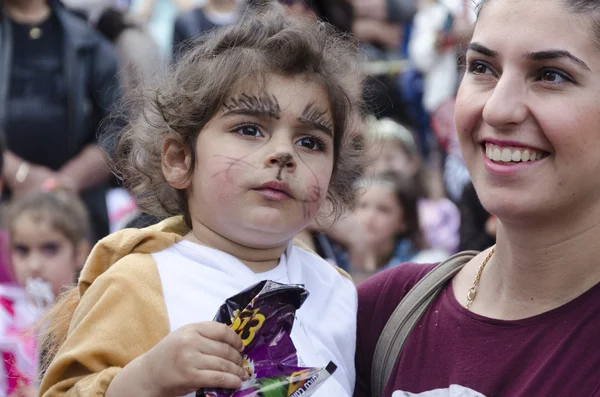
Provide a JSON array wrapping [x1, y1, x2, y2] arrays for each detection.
[[482, 73, 529, 129]]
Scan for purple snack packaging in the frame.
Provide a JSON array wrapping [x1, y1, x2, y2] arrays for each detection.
[[197, 281, 337, 397]]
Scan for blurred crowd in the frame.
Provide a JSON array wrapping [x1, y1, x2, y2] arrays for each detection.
[[0, 0, 497, 394]]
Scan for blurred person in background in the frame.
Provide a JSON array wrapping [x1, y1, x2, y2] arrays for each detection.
[[96, 7, 163, 93], [61, 0, 132, 21], [95, 7, 164, 234], [350, 172, 447, 277], [348, 0, 416, 130], [0, 0, 121, 241], [351, 0, 416, 25], [365, 118, 460, 255], [408, 0, 475, 114], [1, 190, 90, 397], [132, 0, 200, 56], [306, 117, 458, 280], [407, 0, 475, 162], [172, 0, 241, 60]]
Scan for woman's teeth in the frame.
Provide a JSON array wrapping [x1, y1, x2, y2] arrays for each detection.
[[485, 143, 545, 163]]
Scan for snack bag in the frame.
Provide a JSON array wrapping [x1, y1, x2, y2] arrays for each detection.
[[198, 281, 337, 397]]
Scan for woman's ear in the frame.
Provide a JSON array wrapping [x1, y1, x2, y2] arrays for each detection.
[[162, 136, 193, 190]]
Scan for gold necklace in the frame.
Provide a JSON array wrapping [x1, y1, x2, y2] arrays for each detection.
[[466, 246, 495, 309]]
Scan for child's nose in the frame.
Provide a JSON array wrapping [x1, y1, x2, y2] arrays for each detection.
[[265, 152, 297, 172], [26, 254, 44, 277]]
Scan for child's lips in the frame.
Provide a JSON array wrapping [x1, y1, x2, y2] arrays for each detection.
[[255, 188, 293, 201], [254, 181, 295, 201]]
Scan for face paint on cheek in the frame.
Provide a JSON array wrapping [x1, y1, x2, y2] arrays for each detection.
[[209, 155, 255, 182], [296, 177, 327, 222]]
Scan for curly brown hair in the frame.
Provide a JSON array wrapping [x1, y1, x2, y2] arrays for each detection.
[[111, 0, 367, 227]]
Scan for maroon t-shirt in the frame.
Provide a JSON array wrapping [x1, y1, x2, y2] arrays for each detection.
[[355, 263, 600, 397]]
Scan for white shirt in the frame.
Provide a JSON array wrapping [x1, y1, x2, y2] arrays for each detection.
[[152, 240, 357, 397]]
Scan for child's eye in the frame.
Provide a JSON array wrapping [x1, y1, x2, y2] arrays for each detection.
[[376, 205, 392, 214], [41, 243, 59, 256], [12, 244, 28, 257], [233, 124, 263, 137], [296, 136, 326, 151]]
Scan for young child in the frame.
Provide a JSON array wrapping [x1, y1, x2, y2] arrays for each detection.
[[366, 117, 460, 255], [351, 172, 448, 273], [39, 2, 364, 396], [1, 190, 90, 397]]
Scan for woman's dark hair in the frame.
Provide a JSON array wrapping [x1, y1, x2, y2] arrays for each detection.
[[476, 0, 600, 45], [96, 8, 136, 43], [111, 0, 366, 227]]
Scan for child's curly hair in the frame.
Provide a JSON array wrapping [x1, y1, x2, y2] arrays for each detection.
[[111, 0, 366, 226]]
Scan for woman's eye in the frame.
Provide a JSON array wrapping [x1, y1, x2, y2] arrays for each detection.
[[538, 70, 570, 84], [296, 137, 324, 151], [468, 61, 493, 75], [234, 125, 262, 137]]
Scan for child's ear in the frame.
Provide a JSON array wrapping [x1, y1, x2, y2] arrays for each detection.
[[162, 136, 193, 189], [75, 240, 91, 270]]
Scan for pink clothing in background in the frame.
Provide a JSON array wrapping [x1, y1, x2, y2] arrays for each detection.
[[0, 285, 40, 396], [418, 198, 460, 255]]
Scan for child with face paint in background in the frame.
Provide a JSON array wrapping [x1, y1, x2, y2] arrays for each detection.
[[1, 190, 90, 397], [38, 1, 365, 396]]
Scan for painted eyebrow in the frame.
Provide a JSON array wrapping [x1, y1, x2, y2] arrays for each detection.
[[467, 42, 590, 71], [524, 49, 590, 71], [222, 93, 281, 119], [298, 103, 333, 137]]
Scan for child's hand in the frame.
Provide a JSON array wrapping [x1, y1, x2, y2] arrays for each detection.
[[140, 322, 247, 397]]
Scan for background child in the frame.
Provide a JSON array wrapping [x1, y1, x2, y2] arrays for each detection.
[[366, 117, 460, 255], [40, 2, 364, 396], [1, 190, 90, 397], [351, 172, 447, 274]]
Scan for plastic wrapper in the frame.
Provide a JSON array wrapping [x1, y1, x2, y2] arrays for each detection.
[[198, 281, 337, 397]]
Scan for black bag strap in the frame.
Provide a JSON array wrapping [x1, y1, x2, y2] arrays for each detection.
[[371, 251, 478, 397]]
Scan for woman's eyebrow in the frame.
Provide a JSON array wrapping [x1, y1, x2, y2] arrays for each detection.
[[222, 93, 281, 119], [524, 49, 590, 71], [298, 103, 333, 137], [468, 42, 590, 71], [467, 42, 497, 57]]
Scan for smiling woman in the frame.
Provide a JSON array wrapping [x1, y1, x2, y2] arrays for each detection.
[[355, 0, 600, 396]]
